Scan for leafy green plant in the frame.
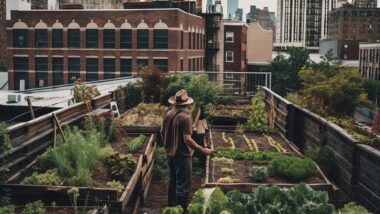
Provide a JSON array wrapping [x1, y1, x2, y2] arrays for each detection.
[[67, 187, 79, 214], [0, 205, 15, 214], [216, 177, 240, 183], [338, 202, 371, 214], [0, 123, 12, 206], [152, 147, 169, 181], [106, 180, 125, 193], [225, 183, 334, 214], [21, 201, 45, 214], [21, 170, 62, 186], [123, 82, 142, 109], [162, 205, 184, 214], [250, 166, 268, 182], [117, 103, 168, 127], [221, 168, 235, 176], [128, 135, 146, 153], [246, 89, 273, 133], [214, 151, 278, 161], [105, 153, 136, 181], [188, 188, 228, 214], [268, 155, 317, 181], [35, 126, 107, 186]]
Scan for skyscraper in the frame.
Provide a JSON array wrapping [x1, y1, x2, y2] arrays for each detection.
[[234, 8, 242, 21], [353, 0, 377, 8], [207, 0, 212, 6], [275, 0, 337, 51], [227, 0, 237, 19]]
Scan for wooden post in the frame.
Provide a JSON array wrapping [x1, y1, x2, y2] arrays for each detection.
[[52, 113, 65, 143], [26, 97, 35, 119]]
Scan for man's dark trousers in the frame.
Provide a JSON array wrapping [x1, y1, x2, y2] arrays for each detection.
[[167, 156, 192, 210]]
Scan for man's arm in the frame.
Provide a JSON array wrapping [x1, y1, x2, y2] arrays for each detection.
[[184, 134, 213, 155]]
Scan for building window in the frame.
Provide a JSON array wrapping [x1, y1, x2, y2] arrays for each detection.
[[68, 29, 80, 48], [35, 57, 48, 87], [137, 29, 149, 49], [86, 58, 98, 82], [181, 31, 184, 49], [137, 59, 149, 70], [52, 29, 63, 48], [35, 29, 48, 48], [226, 51, 234, 62], [193, 33, 196, 49], [13, 29, 28, 48], [225, 32, 234, 43], [180, 59, 183, 71], [86, 29, 98, 48], [188, 59, 192, 71], [154, 59, 168, 72], [120, 59, 132, 77], [14, 57, 29, 90], [68, 58, 80, 83], [120, 29, 132, 49], [103, 29, 115, 48], [188, 32, 192, 49], [153, 29, 168, 49], [53, 58, 64, 85], [103, 58, 115, 79]]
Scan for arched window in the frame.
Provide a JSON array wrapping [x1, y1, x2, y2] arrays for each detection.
[[68, 21, 80, 48], [120, 21, 132, 49], [103, 21, 115, 48], [13, 20, 28, 48], [35, 20, 48, 48], [137, 21, 149, 49], [52, 21, 63, 48], [86, 21, 98, 48], [153, 21, 168, 49]]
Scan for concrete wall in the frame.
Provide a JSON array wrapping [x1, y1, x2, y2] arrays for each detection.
[[247, 22, 272, 63]]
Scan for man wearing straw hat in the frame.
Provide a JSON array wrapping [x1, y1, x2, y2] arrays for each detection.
[[161, 89, 213, 211]]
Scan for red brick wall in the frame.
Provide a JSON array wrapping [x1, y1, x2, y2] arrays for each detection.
[[224, 24, 247, 72], [7, 9, 205, 89], [0, 0, 6, 66]]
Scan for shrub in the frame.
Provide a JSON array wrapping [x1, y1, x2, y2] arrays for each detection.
[[162, 205, 184, 214], [72, 81, 100, 102], [0, 205, 15, 214], [123, 83, 142, 109], [21, 201, 45, 214], [250, 167, 268, 182], [268, 155, 317, 181], [338, 202, 371, 214], [21, 170, 62, 186], [128, 135, 146, 153], [106, 180, 125, 193]]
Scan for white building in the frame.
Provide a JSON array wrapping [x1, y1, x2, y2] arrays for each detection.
[[6, 0, 31, 20]]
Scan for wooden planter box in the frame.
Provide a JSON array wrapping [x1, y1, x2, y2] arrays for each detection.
[[1, 134, 157, 214], [204, 131, 334, 197], [209, 106, 249, 126]]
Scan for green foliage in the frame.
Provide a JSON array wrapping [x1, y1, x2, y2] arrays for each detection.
[[67, 187, 79, 214], [363, 79, 380, 105], [305, 146, 334, 173], [140, 66, 170, 103], [338, 202, 371, 214], [246, 89, 273, 133], [299, 66, 368, 116], [21, 201, 45, 214], [0, 123, 11, 183], [35, 126, 107, 186], [128, 135, 146, 153], [105, 153, 136, 181], [72, 81, 100, 102], [214, 151, 277, 161], [0, 205, 15, 214], [215, 96, 235, 105], [225, 183, 334, 214], [268, 155, 317, 181], [221, 168, 235, 176], [118, 103, 168, 127], [152, 147, 169, 181], [285, 92, 305, 107], [250, 167, 268, 182], [21, 170, 62, 186], [106, 180, 125, 193], [162, 205, 184, 214], [123, 82, 142, 109], [164, 74, 221, 108], [188, 188, 228, 214], [270, 48, 310, 96]]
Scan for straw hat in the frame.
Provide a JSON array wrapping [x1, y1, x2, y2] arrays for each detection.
[[168, 89, 194, 106]]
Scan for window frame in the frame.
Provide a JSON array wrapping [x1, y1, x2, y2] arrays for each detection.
[[86, 29, 98, 48], [103, 29, 115, 49], [153, 29, 168, 49], [68, 29, 80, 48], [137, 29, 149, 49], [120, 29, 132, 49], [225, 51, 234, 62], [225, 32, 234, 43], [52, 29, 63, 48], [13, 29, 28, 48]]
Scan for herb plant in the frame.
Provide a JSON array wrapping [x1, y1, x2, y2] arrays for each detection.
[[106, 180, 125, 193], [128, 135, 146, 153], [188, 188, 227, 214], [21, 201, 45, 214], [214, 151, 278, 161], [221, 168, 235, 176], [152, 147, 169, 181], [268, 155, 317, 181], [246, 89, 273, 133], [250, 167, 268, 182], [162, 205, 184, 214], [0, 205, 15, 214], [105, 153, 136, 181], [21, 170, 62, 186], [338, 202, 371, 214]]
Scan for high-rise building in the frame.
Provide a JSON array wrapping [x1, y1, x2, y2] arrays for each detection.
[[207, 0, 212, 6], [234, 8, 242, 21], [275, 0, 337, 51], [359, 43, 380, 81], [246, 5, 259, 21], [227, 0, 237, 19], [353, 0, 377, 8], [0, 0, 6, 66], [31, 0, 47, 9]]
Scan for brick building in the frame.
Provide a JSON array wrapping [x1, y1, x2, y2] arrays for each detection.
[[7, 8, 205, 90], [320, 5, 380, 60], [223, 22, 247, 73], [0, 0, 6, 67], [359, 43, 380, 81]]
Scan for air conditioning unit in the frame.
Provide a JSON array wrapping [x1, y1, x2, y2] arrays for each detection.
[[8, 94, 22, 103]]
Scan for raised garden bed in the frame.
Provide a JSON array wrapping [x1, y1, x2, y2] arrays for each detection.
[[1, 133, 157, 214], [209, 104, 250, 125], [205, 131, 334, 196]]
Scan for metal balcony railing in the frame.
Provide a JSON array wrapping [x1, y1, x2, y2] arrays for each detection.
[[206, 42, 219, 50]]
